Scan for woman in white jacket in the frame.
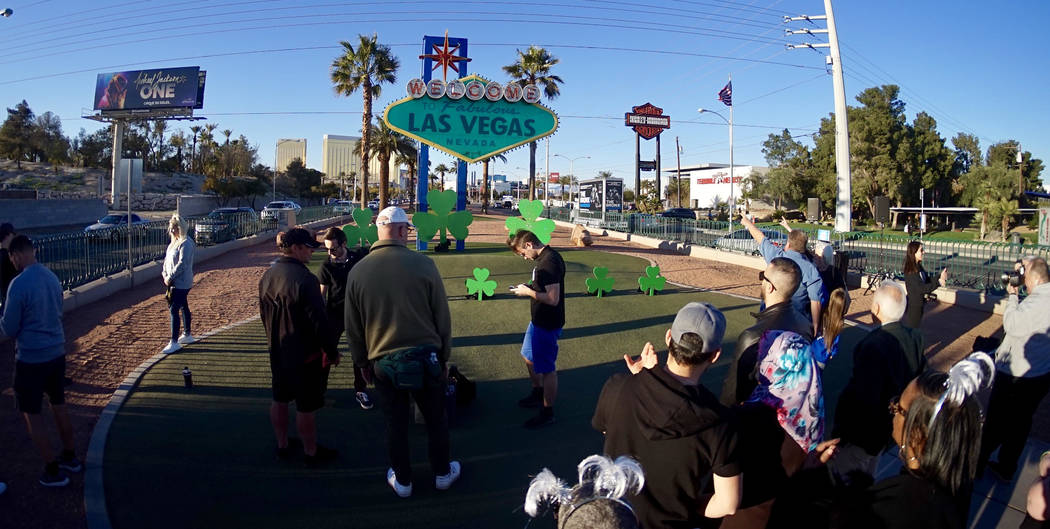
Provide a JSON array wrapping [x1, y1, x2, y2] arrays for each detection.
[[161, 214, 197, 354]]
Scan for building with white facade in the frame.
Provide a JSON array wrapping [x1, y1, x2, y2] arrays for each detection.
[[321, 134, 383, 183], [663, 163, 768, 210], [276, 139, 306, 173]]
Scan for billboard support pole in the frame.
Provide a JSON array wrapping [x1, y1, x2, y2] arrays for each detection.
[[111, 120, 124, 209]]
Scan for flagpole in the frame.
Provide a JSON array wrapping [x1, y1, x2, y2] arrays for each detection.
[[728, 74, 734, 223]]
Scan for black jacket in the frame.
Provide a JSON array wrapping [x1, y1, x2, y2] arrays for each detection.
[[903, 267, 938, 329], [721, 301, 813, 406], [593, 368, 740, 529], [259, 256, 336, 370], [833, 321, 925, 455]]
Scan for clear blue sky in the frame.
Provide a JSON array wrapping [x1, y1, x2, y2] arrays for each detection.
[[0, 0, 1046, 190]]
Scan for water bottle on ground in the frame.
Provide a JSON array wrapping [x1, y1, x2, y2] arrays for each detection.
[[182, 367, 193, 389]]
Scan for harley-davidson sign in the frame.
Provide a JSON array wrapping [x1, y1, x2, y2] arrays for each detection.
[[625, 102, 670, 140]]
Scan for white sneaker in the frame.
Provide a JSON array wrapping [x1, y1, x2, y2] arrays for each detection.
[[435, 461, 461, 491], [161, 341, 182, 354], [386, 468, 412, 498], [177, 334, 198, 345]]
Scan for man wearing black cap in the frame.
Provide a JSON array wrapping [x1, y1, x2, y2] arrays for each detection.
[[592, 302, 742, 528], [0, 222, 17, 310], [259, 227, 339, 466]]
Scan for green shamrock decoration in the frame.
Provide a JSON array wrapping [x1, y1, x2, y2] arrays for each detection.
[[342, 207, 378, 247], [464, 267, 498, 300], [505, 199, 556, 245], [637, 265, 667, 296], [412, 189, 473, 245], [585, 266, 615, 298]]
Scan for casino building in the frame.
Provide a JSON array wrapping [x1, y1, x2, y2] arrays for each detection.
[[662, 163, 768, 210]]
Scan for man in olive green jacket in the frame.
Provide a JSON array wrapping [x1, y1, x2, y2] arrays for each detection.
[[345, 206, 458, 498]]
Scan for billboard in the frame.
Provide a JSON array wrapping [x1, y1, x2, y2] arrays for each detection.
[[94, 66, 201, 111], [579, 179, 622, 212]]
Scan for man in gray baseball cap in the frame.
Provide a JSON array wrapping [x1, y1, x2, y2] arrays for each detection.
[[591, 302, 742, 528]]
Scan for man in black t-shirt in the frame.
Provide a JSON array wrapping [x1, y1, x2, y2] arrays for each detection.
[[0, 223, 17, 310], [318, 227, 372, 409], [508, 230, 565, 429], [593, 302, 741, 528]]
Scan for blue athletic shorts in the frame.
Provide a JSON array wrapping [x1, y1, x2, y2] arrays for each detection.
[[521, 322, 562, 374]]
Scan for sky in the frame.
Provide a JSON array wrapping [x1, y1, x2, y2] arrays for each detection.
[[0, 0, 1047, 191]]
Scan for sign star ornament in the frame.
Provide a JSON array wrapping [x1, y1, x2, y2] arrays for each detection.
[[418, 30, 471, 81]]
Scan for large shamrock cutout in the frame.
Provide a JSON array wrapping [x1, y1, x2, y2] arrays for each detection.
[[413, 189, 473, 244], [637, 265, 667, 296], [505, 199, 556, 244], [585, 266, 615, 298], [342, 207, 377, 247], [465, 267, 497, 300]]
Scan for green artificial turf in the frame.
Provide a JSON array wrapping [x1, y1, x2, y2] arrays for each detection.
[[103, 242, 865, 529]]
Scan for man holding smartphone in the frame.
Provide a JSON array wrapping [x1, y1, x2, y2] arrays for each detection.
[[507, 229, 565, 429]]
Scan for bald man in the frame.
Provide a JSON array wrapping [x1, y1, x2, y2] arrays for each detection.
[[720, 257, 813, 406]]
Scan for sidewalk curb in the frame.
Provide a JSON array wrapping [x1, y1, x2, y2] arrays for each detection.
[[84, 315, 261, 529]]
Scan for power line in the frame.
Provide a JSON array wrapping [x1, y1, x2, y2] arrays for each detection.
[[0, 42, 821, 86], [0, 0, 782, 51]]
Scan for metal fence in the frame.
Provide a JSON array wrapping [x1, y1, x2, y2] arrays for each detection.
[[33, 205, 340, 291], [543, 208, 1050, 293]]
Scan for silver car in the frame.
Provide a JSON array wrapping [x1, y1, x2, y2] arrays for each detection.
[[714, 228, 788, 255], [260, 201, 302, 220]]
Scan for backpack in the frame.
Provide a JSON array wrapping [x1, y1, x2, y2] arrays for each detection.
[[447, 364, 477, 406]]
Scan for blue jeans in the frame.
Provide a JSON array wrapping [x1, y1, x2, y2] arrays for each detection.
[[169, 288, 191, 341]]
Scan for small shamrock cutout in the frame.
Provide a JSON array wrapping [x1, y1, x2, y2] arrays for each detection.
[[465, 267, 497, 300], [342, 207, 378, 247], [638, 266, 667, 296], [413, 189, 474, 245], [505, 199, 556, 245], [585, 266, 615, 298]]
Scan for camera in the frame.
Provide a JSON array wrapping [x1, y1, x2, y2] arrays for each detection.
[[1001, 259, 1026, 288]]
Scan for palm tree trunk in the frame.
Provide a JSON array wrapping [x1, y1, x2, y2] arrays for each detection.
[[528, 141, 537, 200], [360, 86, 372, 205], [482, 159, 490, 214], [380, 156, 390, 209]]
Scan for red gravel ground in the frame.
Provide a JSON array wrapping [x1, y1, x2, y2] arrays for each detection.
[[0, 215, 1017, 528]]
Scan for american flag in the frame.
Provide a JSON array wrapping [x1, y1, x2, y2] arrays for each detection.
[[718, 81, 732, 106]]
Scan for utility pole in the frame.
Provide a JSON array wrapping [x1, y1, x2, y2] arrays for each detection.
[[785, 0, 852, 233], [1017, 145, 1025, 196], [675, 136, 682, 208]]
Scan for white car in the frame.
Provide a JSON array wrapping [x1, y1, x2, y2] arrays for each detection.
[[500, 195, 515, 209], [332, 200, 355, 215], [714, 228, 788, 255], [260, 201, 302, 220]]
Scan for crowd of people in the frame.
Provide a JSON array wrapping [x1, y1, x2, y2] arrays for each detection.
[[3, 210, 1050, 529]]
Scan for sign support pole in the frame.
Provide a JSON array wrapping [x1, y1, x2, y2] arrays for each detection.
[[634, 133, 640, 211], [655, 134, 662, 209], [111, 120, 124, 208]]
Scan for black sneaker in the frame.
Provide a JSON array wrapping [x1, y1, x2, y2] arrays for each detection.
[[524, 411, 555, 429], [58, 452, 82, 473], [39, 467, 69, 488], [274, 438, 302, 461], [304, 444, 339, 468], [518, 388, 543, 408]]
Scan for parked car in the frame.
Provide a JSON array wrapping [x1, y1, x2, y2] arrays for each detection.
[[714, 228, 788, 255], [194, 207, 256, 245], [332, 200, 355, 215], [84, 213, 150, 240], [260, 201, 301, 220], [659, 208, 697, 220]]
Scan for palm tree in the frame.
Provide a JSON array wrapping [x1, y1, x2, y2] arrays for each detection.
[[481, 153, 507, 213], [996, 197, 1020, 242], [169, 131, 186, 172], [330, 33, 400, 207], [434, 163, 451, 191], [188, 125, 202, 173], [395, 149, 420, 206], [503, 46, 563, 200], [357, 121, 416, 208]]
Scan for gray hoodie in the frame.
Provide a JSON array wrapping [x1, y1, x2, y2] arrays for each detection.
[[162, 237, 195, 290]]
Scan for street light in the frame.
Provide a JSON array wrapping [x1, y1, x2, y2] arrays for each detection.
[[554, 154, 590, 221], [698, 107, 734, 220]]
